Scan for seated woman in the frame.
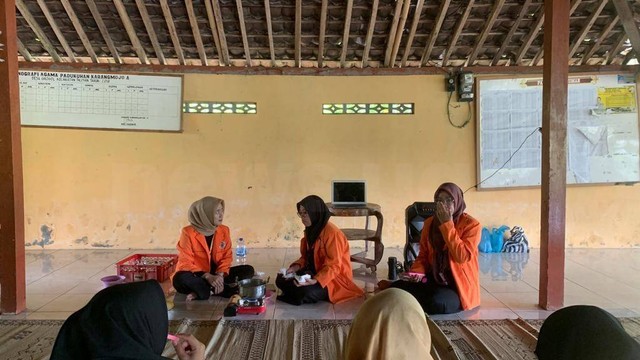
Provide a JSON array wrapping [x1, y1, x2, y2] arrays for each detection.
[[536, 305, 640, 360], [51, 280, 205, 360], [172, 196, 254, 300], [387, 182, 481, 314], [344, 288, 433, 360], [275, 195, 364, 305]]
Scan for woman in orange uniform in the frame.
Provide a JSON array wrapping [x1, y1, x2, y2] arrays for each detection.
[[389, 182, 481, 314], [276, 195, 364, 305], [172, 196, 254, 300]]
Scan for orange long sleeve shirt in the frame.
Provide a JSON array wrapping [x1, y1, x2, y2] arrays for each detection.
[[174, 225, 233, 276]]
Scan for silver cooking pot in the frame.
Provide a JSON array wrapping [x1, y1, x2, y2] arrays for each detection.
[[238, 277, 268, 299]]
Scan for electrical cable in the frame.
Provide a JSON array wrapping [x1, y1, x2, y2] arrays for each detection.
[[464, 126, 542, 193], [447, 91, 472, 128]]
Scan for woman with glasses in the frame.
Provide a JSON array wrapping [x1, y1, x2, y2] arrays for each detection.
[[172, 196, 254, 300], [275, 195, 364, 305], [386, 182, 481, 314]]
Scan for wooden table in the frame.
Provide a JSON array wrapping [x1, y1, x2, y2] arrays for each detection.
[[326, 203, 384, 271]]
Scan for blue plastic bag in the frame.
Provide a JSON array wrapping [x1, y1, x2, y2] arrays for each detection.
[[490, 225, 510, 253], [479, 227, 493, 253]]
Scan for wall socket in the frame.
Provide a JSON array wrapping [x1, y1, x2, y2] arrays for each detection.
[[445, 75, 456, 92]]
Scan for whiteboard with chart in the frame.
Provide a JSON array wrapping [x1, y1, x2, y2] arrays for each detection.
[[478, 74, 640, 189], [19, 71, 182, 131]]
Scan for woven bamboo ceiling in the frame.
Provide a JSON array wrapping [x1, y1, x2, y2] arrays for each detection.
[[12, 0, 640, 69]]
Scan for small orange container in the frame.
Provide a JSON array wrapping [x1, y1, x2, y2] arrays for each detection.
[[116, 254, 178, 283]]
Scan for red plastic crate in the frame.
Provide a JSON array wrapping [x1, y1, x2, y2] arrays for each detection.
[[116, 254, 178, 283]]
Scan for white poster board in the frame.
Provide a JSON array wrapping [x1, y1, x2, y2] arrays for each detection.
[[19, 71, 182, 131], [478, 74, 640, 189]]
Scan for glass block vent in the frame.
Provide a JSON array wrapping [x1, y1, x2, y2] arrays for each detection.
[[183, 102, 257, 114], [322, 103, 414, 115]]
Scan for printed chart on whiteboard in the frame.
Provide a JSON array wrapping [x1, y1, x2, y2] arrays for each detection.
[[19, 71, 182, 131], [478, 74, 640, 189]]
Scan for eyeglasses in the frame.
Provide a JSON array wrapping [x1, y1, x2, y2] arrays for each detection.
[[435, 198, 454, 205], [297, 211, 309, 218]]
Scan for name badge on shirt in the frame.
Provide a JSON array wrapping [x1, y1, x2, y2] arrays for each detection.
[[219, 241, 225, 249]]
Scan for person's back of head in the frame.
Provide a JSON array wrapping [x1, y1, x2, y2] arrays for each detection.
[[344, 288, 433, 360], [535, 305, 640, 360]]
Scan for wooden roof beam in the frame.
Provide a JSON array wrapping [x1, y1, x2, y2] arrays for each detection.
[[361, 0, 379, 68], [185, 0, 207, 66], [235, 0, 251, 66], [295, 0, 301, 67], [420, 0, 451, 66], [580, 15, 619, 65], [388, 0, 411, 68], [339, 0, 354, 67], [442, 0, 475, 66], [113, 0, 149, 64], [467, 0, 505, 66], [384, 0, 404, 67], [86, 0, 121, 63], [203, 0, 223, 65], [318, 0, 328, 67], [514, 7, 545, 65], [135, 0, 166, 65], [400, 0, 425, 67], [604, 32, 628, 65], [263, 0, 276, 67], [210, 0, 229, 65], [60, 0, 98, 62], [17, 38, 33, 62], [612, 0, 640, 60], [568, 0, 607, 59], [159, 0, 185, 65], [35, 0, 75, 62], [15, 0, 62, 62], [492, 0, 532, 65]]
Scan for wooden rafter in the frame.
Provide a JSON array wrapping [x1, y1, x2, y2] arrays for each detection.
[[467, 0, 505, 66], [492, 0, 532, 65], [15, 0, 62, 62], [235, 0, 251, 66], [210, 0, 229, 65], [401, 0, 425, 67], [35, 0, 75, 62], [568, 0, 607, 59], [605, 32, 628, 65], [384, 0, 404, 67], [203, 0, 223, 65], [532, 48, 544, 66], [60, 0, 98, 63], [622, 49, 636, 65], [612, 0, 640, 60], [580, 15, 619, 65], [263, 0, 276, 66], [340, 0, 354, 67], [113, 0, 149, 64], [160, 0, 185, 65], [388, 0, 411, 67], [86, 0, 121, 63], [514, 7, 545, 65], [17, 38, 33, 62], [135, 0, 166, 65], [442, 0, 475, 66], [420, 0, 451, 66], [318, 0, 328, 68], [185, 0, 207, 66], [295, 0, 301, 67], [361, 0, 379, 68]]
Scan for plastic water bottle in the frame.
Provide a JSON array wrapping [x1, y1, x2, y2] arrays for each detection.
[[236, 238, 247, 263]]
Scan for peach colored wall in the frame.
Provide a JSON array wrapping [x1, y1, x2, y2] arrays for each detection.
[[20, 74, 640, 249]]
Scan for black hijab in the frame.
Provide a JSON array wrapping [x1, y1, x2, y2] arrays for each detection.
[[297, 195, 331, 247], [536, 305, 640, 360], [50, 280, 169, 360]]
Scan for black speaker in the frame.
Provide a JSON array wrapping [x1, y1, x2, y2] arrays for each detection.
[[403, 202, 437, 266]]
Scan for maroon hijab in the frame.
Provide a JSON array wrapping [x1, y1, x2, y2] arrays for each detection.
[[429, 182, 466, 285]]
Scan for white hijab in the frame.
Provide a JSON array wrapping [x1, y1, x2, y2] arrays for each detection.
[[344, 288, 433, 360]]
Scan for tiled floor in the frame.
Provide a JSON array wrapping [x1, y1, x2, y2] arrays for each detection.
[[2, 247, 639, 322]]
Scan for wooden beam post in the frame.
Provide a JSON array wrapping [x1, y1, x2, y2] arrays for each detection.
[[539, 0, 569, 311], [0, 0, 26, 315], [401, 0, 425, 67], [612, 0, 640, 57], [420, 0, 450, 66], [86, 0, 121, 63], [318, 0, 328, 68], [340, 0, 354, 67]]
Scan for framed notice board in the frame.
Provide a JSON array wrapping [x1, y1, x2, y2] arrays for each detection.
[[477, 74, 640, 189], [19, 70, 183, 131]]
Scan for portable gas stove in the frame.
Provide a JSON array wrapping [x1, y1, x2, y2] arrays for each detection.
[[236, 296, 267, 315]]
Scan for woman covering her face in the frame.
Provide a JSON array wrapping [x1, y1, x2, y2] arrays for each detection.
[[50, 280, 205, 360], [172, 196, 254, 300], [275, 195, 364, 305], [344, 288, 433, 360], [388, 182, 481, 314]]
